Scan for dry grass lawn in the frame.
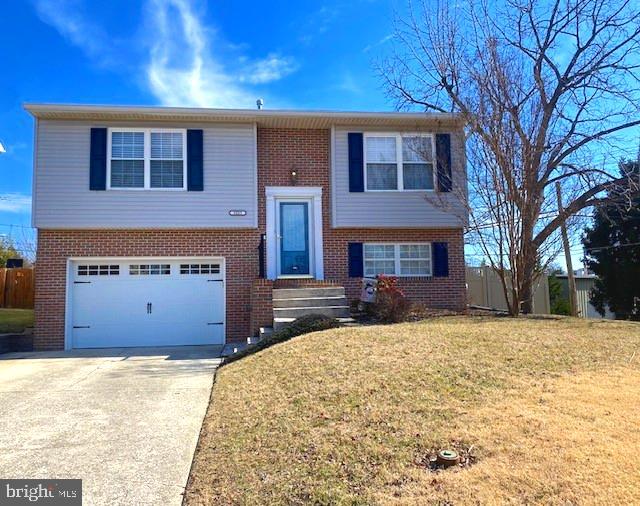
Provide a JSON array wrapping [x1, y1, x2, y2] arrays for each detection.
[[185, 317, 640, 505]]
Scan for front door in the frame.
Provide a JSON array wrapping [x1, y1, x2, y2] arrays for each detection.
[[279, 201, 310, 276]]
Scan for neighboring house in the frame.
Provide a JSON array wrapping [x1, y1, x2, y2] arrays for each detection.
[[25, 104, 468, 350]]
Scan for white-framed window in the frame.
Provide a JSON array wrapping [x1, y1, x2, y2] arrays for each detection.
[[108, 128, 187, 190], [77, 264, 120, 276], [180, 263, 221, 274], [364, 133, 435, 191], [129, 264, 171, 275], [363, 243, 432, 277]]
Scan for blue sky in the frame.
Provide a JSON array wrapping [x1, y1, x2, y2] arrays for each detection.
[[0, 0, 401, 256], [0, 0, 636, 270]]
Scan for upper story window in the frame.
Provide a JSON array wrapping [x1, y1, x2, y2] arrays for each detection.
[[364, 134, 434, 191], [108, 129, 187, 190]]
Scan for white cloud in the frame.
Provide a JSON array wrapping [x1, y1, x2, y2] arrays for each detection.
[[0, 194, 32, 214], [146, 0, 256, 107], [237, 54, 299, 85], [34, 0, 115, 66], [297, 6, 339, 45], [34, 0, 299, 108], [337, 72, 362, 94], [363, 34, 393, 53]]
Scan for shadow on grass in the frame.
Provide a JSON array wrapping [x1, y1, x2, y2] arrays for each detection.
[[223, 314, 341, 366]]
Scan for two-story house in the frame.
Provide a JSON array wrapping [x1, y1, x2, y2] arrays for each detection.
[[25, 104, 467, 350]]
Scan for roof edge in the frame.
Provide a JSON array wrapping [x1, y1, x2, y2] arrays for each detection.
[[23, 102, 464, 124]]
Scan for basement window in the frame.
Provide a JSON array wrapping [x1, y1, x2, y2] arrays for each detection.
[[363, 243, 432, 277]]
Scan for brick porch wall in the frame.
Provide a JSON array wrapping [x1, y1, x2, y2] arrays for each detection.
[[34, 229, 260, 350], [249, 279, 273, 337]]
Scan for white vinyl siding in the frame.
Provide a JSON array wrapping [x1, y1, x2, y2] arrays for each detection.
[[108, 128, 187, 190], [364, 134, 434, 191], [332, 126, 468, 228], [34, 120, 257, 228], [364, 243, 432, 277]]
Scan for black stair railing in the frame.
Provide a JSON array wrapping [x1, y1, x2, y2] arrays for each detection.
[[258, 233, 266, 278]]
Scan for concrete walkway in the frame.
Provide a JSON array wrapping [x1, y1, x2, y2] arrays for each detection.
[[0, 346, 223, 505]]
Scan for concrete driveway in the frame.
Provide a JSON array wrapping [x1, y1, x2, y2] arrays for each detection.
[[0, 346, 223, 505]]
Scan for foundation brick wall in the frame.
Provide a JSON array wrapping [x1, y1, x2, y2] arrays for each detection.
[[35, 126, 466, 350]]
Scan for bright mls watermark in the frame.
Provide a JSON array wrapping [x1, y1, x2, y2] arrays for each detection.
[[0, 480, 81, 505]]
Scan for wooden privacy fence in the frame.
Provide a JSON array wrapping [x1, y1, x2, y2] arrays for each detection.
[[0, 268, 35, 309], [467, 266, 550, 314]]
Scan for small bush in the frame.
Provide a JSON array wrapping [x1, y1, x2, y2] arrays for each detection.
[[372, 275, 411, 323], [224, 314, 341, 365]]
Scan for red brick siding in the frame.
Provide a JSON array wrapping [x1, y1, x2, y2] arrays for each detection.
[[35, 229, 260, 350]]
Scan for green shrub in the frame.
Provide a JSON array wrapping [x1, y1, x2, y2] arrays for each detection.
[[223, 314, 341, 365]]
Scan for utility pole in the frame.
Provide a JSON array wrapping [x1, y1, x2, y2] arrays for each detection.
[[556, 182, 578, 316]]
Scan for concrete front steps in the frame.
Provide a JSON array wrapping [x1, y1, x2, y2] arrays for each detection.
[[273, 286, 353, 331]]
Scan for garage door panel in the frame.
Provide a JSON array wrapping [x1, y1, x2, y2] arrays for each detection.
[[72, 279, 154, 326], [70, 259, 225, 348], [73, 321, 223, 348]]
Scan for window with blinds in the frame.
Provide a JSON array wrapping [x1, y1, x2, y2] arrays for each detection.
[[108, 129, 187, 190], [364, 134, 435, 191], [363, 243, 432, 277], [150, 132, 184, 188], [110, 132, 145, 188]]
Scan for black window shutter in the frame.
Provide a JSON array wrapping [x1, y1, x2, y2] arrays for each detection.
[[432, 242, 449, 277], [436, 133, 452, 192], [348, 242, 364, 277], [89, 128, 107, 191], [348, 133, 364, 192], [187, 129, 204, 191]]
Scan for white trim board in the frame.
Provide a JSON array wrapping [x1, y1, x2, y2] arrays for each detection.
[[265, 186, 324, 280]]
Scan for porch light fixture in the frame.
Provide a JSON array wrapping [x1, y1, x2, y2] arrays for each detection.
[[290, 168, 298, 185]]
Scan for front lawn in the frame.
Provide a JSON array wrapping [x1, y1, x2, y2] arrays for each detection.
[[185, 317, 640, 505], [0, 308, 34, 334]]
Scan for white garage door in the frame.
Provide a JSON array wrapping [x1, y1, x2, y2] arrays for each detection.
[[69, 258, 225, 348]]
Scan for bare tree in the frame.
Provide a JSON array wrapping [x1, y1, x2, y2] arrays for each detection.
[[380, 0, 640, 314]]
